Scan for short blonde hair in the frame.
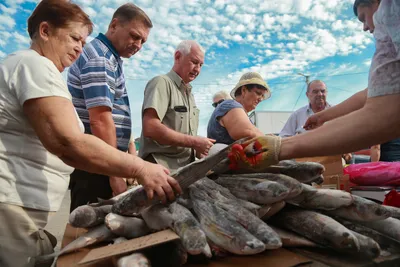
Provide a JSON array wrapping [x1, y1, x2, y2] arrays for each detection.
[[213, 90, 231, 101]]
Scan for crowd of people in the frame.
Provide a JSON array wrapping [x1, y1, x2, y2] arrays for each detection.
[[1, 0, 399, 266]]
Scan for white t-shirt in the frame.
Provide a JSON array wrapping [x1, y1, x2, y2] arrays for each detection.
[[0, 49, 84, 211]]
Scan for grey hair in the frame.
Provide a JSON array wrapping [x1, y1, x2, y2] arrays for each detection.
[[213, 90, 231, 100], [175, 40, 205, 55], [306, 80, 327, 92], [353, 0, 380, 16]]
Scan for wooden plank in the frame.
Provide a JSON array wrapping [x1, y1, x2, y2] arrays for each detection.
[[185, 248, 312, 267], [79, 229, 180, 265], [290, 248, 400, 267]]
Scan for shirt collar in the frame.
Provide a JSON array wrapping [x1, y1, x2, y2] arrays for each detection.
[[307, 102, 331, 113], [167, 70, 192, 92], [97, 33, 120, 59]]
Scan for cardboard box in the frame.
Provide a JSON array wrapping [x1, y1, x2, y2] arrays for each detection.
[[57, 224, 313, 267], [296, 155, 344, 190]]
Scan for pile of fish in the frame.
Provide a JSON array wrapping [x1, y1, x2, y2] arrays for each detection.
[[37, 159, 400, 267]]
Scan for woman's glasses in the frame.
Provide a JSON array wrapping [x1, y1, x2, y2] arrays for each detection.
[[212, 99, 225, 108]]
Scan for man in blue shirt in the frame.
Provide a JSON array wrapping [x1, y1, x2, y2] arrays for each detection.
[[67, 3, 152, 212]]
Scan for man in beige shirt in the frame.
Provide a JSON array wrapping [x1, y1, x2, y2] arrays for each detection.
[[139, 40, 215, 171]]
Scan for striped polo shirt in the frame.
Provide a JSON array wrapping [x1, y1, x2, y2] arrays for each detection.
[[67, 33, 131, 151]]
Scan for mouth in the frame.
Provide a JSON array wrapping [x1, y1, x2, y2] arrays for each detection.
[[68, 54, 77, 61]]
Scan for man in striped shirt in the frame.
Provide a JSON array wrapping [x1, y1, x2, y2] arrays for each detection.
[[67, 3, 152, 212]]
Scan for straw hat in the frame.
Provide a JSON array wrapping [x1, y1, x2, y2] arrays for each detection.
[[230, 72, 271, 100]]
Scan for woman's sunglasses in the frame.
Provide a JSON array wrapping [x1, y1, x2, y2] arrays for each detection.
[[212, 99, 225, 108]]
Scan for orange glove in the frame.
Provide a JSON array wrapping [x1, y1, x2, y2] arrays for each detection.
[[228, 135, 281, 171]]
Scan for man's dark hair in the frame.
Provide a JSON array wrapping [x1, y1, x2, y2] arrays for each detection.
[[112, 3, 153, 28], [353, 0, 380, 16]]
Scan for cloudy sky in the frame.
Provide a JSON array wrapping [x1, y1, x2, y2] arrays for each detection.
[[0, 0, 374, 137]]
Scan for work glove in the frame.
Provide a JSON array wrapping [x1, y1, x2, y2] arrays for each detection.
[[228, 135, 281, 171]]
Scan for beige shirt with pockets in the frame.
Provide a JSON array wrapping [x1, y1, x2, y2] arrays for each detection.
[[139, 70, 199, 171]]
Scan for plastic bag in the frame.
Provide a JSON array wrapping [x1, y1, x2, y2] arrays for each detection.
[[343, 162, 400, 186]]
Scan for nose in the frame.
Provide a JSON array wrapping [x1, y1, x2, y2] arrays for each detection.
[[74, 43, 83, 54], [132, 39, 142, 52], [363, 23, 369, 32]]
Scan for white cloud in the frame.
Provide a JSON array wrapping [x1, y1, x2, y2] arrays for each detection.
[[0, 14, 15, 30]]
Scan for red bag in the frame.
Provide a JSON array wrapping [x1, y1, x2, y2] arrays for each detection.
[[383, 189, 400, 208], [343, 162, 400, 186]]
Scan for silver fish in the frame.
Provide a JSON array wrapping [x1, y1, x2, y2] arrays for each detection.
[[271, 209, 360, 253], [325, 195, 391, 221], [169, 202, 212, 257], [337, 218, 400, 250], [112, 139, 248, 215], [190, 186, 266, 255], [350, 230, 381, 259], [269, 226, 318, 247], [219, 173, 303, 199], [117, 253, 150, 267], [105, 213, 150, 239], [260, 201, 286, 220], [194, 178, 261, 214], [215, 176, 290, 204], [382, 205, 400, 220], [358, 217, 400, 241], [287, 184, 354, 210], [141, 204, 174, 231], [69, 204, 112, 228], [35, 224, 115, 266]]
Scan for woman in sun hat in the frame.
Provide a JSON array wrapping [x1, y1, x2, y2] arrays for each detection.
[[207, 72, 271, 145]]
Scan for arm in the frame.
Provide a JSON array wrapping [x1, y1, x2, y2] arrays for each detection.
[[143, 108, 198, 147], [304, 89, 368, 130], [370, 145, 381, 162], [89, 106, 127, 195], [23, 97, 181, 202], [220, 108, 264, 140], [280, 94, 400, 159]]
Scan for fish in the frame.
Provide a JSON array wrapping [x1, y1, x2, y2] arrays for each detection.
[[219, 173, 303, 199], [269, 225, 318, 247], [141, 204, 174, 231], [190, 186, 266, 255], [193, 181, 281, 249], [193, 178, 261, 215], [105, 213, 150, 239], [382, 205, 400, 220], [214, 176, 290, 204], [358, 217, 400, 242], [260, 201, 286, 220], [91, 185, 142, 207], [35, 224, 115, 267], [112, 139, 249, 216], [169, 202, 212, 257], [287, 184, 354, 210], [273, 160, 325, 184], [116, 253, 150, 267], [336, 218, 400, 250], [69, 204, 112, 228], [349, 230, 381, 259], [113, 237, 128, 244], [324, 195, 391, 221], [270, 209, 360, 253]]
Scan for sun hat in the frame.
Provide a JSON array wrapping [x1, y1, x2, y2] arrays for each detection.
[[230, 72, 271, 100]]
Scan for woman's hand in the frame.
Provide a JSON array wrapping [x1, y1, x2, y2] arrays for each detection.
[[136, 162, 182, 204]]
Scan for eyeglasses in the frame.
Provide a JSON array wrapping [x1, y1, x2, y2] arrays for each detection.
[[212, 99, 225, 108]]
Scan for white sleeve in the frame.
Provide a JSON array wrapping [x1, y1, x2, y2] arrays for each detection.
[[279, 112, 297, 137], [10, 55, 71, 106]]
